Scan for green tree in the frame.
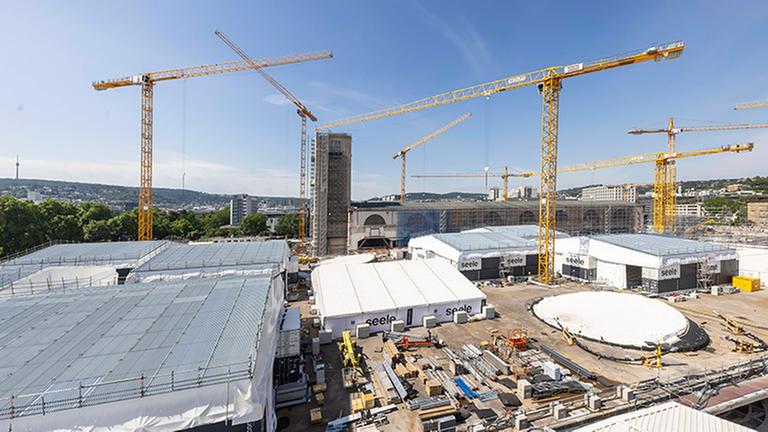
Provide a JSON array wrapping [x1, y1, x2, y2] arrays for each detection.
[[83, 219, 113, 242], [276, 213, 299, 238], [80, 202, 113, 224], [170, 218, 196, 239], [109, 210, 138, 241], [201, 206, 231, 237], [39, 199, 82, 242], [0, 196, 49, 255], [240, 213, 268, 236]]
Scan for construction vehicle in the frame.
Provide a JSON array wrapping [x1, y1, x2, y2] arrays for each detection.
[[628, 118, 768, 232], [339, 330, 361, 368], [383, 330, 442, 351], [715, 311, 745, 335], [561, 327, 577, 346], [415, 143, 753, 234], [642, 343, 663, 369], [93, 51, 332, 240], [393, 113, 471, 202], [215, 31, 328, 250], [723, 336, 762, 354], [317, 41, 685, 284]]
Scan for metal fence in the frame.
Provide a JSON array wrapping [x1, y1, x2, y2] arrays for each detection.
[[0, 358, 255, 420]]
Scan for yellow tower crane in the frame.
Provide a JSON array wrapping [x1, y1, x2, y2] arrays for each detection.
[[93, 51, 332, 240], [628, 118, 768, 232], [414, 166, 534, 201], [393, 113, 471, 202], [735, 100, 768, 110], [317, 42, 685, 284], [415, 143, 753, 233], [214, 31, 330, 248]]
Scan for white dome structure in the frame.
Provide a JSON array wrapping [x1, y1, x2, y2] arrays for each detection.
[[532, 291, 689, 348]]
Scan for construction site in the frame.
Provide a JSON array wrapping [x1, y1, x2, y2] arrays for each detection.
[[5, 6, 768, 432]]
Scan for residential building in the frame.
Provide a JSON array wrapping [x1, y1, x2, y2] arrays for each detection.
[[581, 184, 637, 203], [312, 132, 352, 256], [516, 185, 537, 199], [674, 203, 705, 217], [230, 194, 256, 226], [488, 186, 501, 201], [748, 201, 768, 225]]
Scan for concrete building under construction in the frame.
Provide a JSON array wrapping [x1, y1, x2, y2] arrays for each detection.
[[348, 200, 643, 252], [311, 132, 352, 256]]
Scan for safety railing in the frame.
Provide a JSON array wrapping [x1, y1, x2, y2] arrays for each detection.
[[0, 358, 254, 420]]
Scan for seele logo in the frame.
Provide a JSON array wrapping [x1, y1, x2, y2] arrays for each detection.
[[366, 314, 397, 327], [566, 255, 585, 266], [459, 259, 481, 270], [660, 267, 679, 278], [445, 304, 473, 316], [504, 255, 525, 267]]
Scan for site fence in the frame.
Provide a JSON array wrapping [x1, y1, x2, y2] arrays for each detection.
[[0, 358, 255, 420]]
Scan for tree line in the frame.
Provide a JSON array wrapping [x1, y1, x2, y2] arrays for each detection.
[[0, 196, 299, 258]]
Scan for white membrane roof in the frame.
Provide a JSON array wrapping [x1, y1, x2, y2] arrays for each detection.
[[574, 401, 752, 432], [591, 233, 732, 257], [1, 241, 167, 267], [0, 275, 275, 419], [134, 240, 289, 272], [463, 225, 569, 240], [313, 258, 485, 319], [533, 291, 689, 348], [319, 253, 376, 266]]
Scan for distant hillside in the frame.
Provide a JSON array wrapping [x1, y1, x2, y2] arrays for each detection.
[[0, 178, 302, 210], [558, 177, 768, 198]]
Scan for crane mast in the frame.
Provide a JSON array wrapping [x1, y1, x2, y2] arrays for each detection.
[[94, 51, 332, 240], [318, 41, 684, 284], [214, 31, 330, 248], [628, 118, 768, 232], [416, 143, 753, 234], [393, 113, 471, 202]]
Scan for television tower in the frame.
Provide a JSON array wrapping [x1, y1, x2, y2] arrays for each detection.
[[15, 155, 19, 180]]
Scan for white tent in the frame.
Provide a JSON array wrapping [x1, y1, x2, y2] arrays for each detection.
[[312, 258, 486, 338]]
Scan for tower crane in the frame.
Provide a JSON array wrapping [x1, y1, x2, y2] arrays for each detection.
[[94, 51, 332, 240], [735, 100, 768, 110], [414, 166, 534, 201], [317, 41, 685, 284], [628, 118, 768, 231], [214, 31, 329, 248], [415, 143, 753, 233], [393, 113, 471, 202]]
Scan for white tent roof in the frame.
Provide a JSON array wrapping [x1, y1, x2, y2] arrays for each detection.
[[319, 253, 376, 266], [556, 234, 738, 268], [313, 258, 485, 319], [573, 401, 752, 432], [409, 231, 538, 262]]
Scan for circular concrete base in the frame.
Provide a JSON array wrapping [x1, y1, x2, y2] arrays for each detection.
[[532, 291, 689, 349]]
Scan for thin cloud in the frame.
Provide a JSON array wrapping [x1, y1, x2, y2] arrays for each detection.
[[262, 94, 292, 106], [309, 81, 389, 109], [413, 3, 493, 80]]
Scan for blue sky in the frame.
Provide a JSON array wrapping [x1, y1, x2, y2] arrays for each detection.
[[1, 1, 767, 200]]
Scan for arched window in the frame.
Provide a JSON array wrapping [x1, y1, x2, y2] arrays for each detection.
[[364, 214, 386, 226]]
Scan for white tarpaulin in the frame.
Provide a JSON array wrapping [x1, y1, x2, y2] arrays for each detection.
[[533, 291, 688, 348], [0, 275, 285, 432]]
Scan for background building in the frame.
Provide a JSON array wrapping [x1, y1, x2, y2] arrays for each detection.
[[312, 132, 352, 256], [230, 194, 256, 226], [581, 184, 637, 203], [747, 201, 768, 225], [516, 185, 538, 199], [348, 200, 643, 252]]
